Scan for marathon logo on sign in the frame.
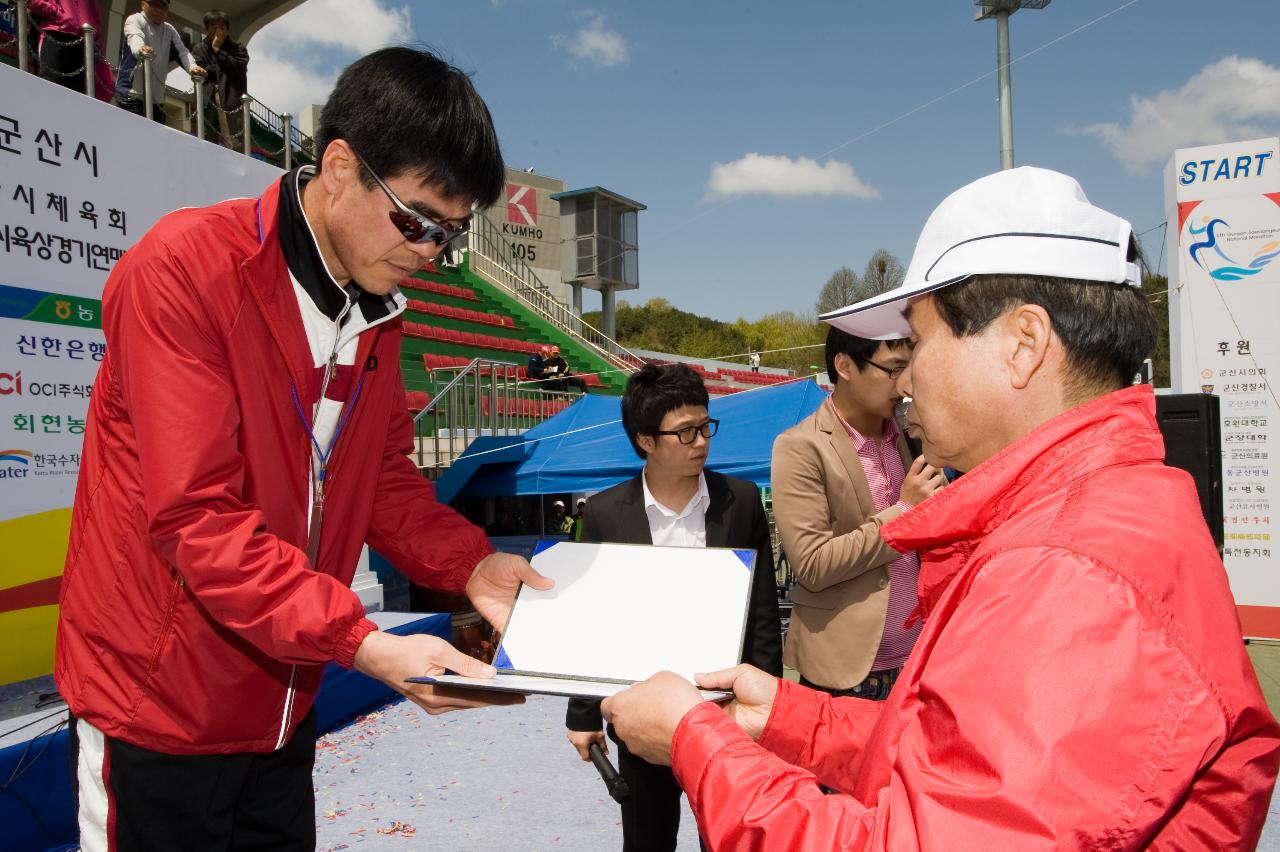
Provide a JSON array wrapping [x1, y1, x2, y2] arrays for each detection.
[[507, 184, 538, 227]]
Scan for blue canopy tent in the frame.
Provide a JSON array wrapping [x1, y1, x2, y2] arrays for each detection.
[[437, 379, 828, 501]]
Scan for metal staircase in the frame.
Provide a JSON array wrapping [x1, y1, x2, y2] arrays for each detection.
[[406, 211, 646, 480], [462, 212, 644, 375], [412, 357, 581, 479]]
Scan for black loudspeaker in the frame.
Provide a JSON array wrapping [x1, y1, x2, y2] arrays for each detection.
[[1155, 394, 1224, 552]]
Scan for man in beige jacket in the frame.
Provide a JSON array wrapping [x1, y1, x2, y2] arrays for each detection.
[[772, 326, 945, 701]]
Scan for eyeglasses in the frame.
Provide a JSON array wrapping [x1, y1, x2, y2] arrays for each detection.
[[351, 150, 469, 247], [654, 418, 719, 444], [865, 359, 908, 380]]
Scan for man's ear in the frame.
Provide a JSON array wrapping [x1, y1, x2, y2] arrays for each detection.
[[833, 352, 857, 383], [318, 139, 357, 199], [636, 434, 655, 456], [1004, 303, 1052, 390]]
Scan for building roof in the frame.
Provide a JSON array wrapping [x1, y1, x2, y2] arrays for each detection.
[[549, 187, 647, 210]]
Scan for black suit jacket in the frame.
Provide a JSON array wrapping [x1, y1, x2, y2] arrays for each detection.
[[566, 470, 783, 731]]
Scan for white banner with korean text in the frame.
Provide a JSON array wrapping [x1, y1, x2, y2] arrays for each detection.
[[1165, 136, 1280, 638], [0, 65, 279, 683]]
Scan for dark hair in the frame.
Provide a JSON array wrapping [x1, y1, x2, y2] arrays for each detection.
[[621, 364, 710, 459], [931, 274, 1156, 396], [825, 326, 909, 386], [203, 9, 229, 28], [317, 47, 505, 208]]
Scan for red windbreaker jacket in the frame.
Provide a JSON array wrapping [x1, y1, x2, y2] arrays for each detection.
[[55, 177, 493, 754], [672, 385, 1280, 850]]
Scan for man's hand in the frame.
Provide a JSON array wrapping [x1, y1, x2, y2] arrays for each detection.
[[566, 728, 606, 761], [466, 552, 553, 632], [353, 630, 523, 715], [138, 45, 155, 58], [601, 672, 703, 766], [899, 455, 947, 507], [210, 26, 226, 51], [189, 64, 207, 77], [694, 665, 779, 741]]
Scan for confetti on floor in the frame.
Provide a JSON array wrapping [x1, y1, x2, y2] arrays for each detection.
[[313, 695, 701, 850]]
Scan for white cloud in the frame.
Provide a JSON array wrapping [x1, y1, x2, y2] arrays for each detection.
[[1076, 55, 1280, 174], [245, 0, 413, 117], [552, 11, 628, 68], [705, 154, 880, 200], [253, 0, 410, 54]]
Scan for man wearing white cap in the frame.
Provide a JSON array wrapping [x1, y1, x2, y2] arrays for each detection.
[[550, 498, 573, 534], [602, 167, 1280, 849]]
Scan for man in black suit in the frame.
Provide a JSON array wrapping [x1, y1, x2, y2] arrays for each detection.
[[565, 363, 782, 851]]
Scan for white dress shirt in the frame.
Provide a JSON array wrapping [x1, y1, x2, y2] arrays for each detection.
[[642, 469, 711, 547]]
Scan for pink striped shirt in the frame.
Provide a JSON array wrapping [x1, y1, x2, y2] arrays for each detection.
[[828, 398, 921, 671]]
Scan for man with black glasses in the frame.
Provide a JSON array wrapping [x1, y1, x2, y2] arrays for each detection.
[[770, 326, 944, 707], [57, 47, 550, 851], [565, 363, 781, 851]]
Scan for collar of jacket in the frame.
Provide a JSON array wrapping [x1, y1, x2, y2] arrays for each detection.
[[814, 397, 908, 520], [617, 469, 737, 545], [240, 175, 391, 397], [278, 166, 401, 325], [882, 383, 1164, 619]]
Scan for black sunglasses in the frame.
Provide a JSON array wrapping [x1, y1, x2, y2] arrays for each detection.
[[654, 418, 719, 445], [352, 150, 470, 246]]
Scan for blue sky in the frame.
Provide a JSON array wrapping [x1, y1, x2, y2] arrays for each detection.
[[245, 0, 1280, 321]]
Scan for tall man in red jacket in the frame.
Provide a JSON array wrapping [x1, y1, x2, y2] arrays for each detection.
[[55, 47, 550, 851], [603, 166, 1280, 850]]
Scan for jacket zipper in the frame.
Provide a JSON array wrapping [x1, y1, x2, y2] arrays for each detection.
[[144, 573, 184, 676], [276, 305, 351, 751]]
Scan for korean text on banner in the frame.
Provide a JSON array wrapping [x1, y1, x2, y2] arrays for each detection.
[[0, 65, 279, 683]]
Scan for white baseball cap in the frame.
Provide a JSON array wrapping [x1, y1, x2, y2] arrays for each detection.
[[821, 166, 1142, 339]]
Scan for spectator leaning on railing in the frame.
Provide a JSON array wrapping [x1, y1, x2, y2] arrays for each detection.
[[27, 0, 114, 100], [190, 9, 247, 150], [114, 0, 204, 124]]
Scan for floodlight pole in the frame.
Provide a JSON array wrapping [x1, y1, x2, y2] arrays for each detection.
[[995, 10, 1014, 171], [976, 0, 1050, 171]]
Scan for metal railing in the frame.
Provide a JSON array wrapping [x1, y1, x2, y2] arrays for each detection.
[[411, 357, 581, 478], [5, 0, 313, 166], [462, 212, 644, 376], [245, 94, 312, 159], [12, 0, 29, 73]]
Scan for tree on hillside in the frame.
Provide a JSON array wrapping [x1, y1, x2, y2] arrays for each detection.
[[585, 298, 748, 361], [861, 249, 905, 297], [737, 312, 826, 377], [814, 250, 906, 317], [815, 267, 860, 316], [1141, 272, 1171, 387]]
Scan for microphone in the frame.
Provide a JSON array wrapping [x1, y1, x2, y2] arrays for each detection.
[[895, 400, 923, 458], [589, 742, 631, 803]]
